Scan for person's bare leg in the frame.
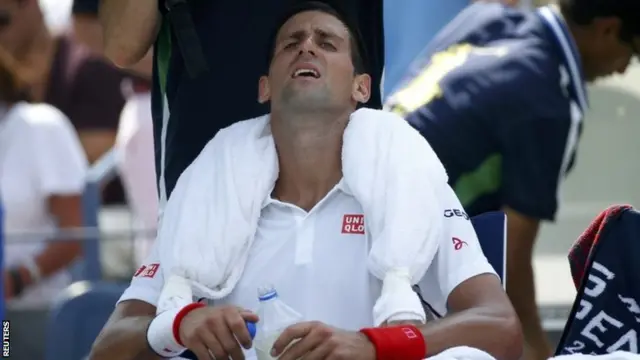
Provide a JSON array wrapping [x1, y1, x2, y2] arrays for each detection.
[[504, 207, 553, 360]]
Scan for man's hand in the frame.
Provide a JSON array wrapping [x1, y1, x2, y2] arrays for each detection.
[[178, 305, 259, 360], [271, 321, 376, 360]]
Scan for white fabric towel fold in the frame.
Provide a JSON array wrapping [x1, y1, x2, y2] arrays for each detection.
[[428, 347, 497, 360], [155, 108, 449, 324]]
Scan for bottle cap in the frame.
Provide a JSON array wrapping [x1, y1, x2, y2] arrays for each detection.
[[246, 321, 257, 339], [257, 285, 278, 301]]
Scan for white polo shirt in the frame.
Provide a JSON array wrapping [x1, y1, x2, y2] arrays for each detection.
[[119, 180, 497, 358], [0, 102, 87, 309]]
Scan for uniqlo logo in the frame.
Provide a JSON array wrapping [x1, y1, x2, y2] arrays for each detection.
[[402, 327, 419, 339], [135, 263, 160, 278], [133, 265, 146, 277], [342, 214, 365, 234]]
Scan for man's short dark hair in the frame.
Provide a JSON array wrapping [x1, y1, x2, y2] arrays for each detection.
[[265, 1, 367, 74], [559, 0, 640, 41]]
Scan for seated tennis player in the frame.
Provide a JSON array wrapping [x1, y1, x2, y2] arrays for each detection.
[[89, 3, 522, 360]]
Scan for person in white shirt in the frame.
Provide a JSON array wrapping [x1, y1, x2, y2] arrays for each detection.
[[90, 3, 522, 360], [0, 51, 88, 308], [115, 90, 157, 267]]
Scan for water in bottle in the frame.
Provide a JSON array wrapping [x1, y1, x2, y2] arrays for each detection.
[[254, 286, 303, 360]]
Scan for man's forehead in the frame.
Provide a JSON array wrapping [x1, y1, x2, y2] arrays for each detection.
[[276, 11, 348, 40]]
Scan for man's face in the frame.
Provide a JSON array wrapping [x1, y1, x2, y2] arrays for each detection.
[[0, 0, 37, 57], [258, 10, 371, 113], [581, 17, 639, 82]]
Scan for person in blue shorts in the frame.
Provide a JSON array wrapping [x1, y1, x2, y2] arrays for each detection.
[[385, 1, 639, 359]]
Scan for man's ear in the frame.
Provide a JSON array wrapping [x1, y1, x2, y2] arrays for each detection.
[[258, 76, 271, 103], [592, 17, 622, 39], [351, 73, 371, 104]]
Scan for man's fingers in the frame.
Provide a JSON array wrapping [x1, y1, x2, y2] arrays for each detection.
[[278, 328, 326, 360], [227, 311, 254, 349], [212, 316, 244, 360], [239, 310, 260, 323], [188, 342, 211, 360], [197, 330, 226, 359], [271, 322, 314, 356]]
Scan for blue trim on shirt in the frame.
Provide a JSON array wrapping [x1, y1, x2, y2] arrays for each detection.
[[537, 6, 589, 111]]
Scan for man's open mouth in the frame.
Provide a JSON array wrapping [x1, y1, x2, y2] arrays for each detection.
[[292, 69, 320, 78]]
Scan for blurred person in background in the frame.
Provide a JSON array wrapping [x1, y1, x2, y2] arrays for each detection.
[[72, 0, 157, 276], [70, 0, 102, 53], [0, 0, 140, 207], [99, 0, 384, 213], [38, 0, 72, 35], [112, 46, 157, 266], [0, 44, 87, 358], [114, 87, 157, 266], [385, 0, 640, 359], [384, 0, 521, 96]]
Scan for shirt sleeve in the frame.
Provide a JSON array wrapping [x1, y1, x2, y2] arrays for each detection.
[[29, 104, 88, 195], [417, 185, 497, 313], [118, 240, 165, 306], [496, 52, 577, 221], [501, 108, 575, 221]]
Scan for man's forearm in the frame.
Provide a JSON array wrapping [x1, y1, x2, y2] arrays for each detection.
[[89, 316, 159, 360], [419, 305, 522, 360], [99, 0, 160, 67]]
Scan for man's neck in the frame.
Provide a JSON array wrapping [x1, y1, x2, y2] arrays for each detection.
[[271, 110, 349, 211]]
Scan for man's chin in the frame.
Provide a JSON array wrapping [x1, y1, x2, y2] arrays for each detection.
[[281, 87, 330, 107]]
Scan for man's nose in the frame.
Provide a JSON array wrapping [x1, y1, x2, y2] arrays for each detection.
[[299, 36, 317, 54]]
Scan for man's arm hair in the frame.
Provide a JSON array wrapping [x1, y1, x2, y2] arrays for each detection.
[[419, 274, 523, 360], [89, 300, 161, 360], [99, 0, 161, 67]]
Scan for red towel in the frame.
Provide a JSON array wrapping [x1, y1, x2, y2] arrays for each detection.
[[568, 204, 631, 290]]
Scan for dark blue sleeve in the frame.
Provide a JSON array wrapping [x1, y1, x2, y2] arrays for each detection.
[[501, 81, 578, 220], [501, 111, 571, 221]]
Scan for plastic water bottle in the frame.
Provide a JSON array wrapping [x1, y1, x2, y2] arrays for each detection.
[[254, 286, 303, 360]]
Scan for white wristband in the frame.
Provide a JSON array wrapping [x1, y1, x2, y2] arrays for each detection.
[[146, 308, 186, 358]]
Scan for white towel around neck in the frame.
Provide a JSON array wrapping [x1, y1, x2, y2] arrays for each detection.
[[155, 108, 449, 325]]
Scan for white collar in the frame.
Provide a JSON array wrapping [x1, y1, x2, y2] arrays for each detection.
[[262, 178, 350, 210], [537, 5, 589, 111]]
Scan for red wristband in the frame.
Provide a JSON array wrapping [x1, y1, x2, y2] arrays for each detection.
[[172, 302, 206, 346], [360, 325, 426, 360]]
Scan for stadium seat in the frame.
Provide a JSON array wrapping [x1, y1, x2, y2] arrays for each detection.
[[45, 281, 127, 360], [471, 211, 507, 284]]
